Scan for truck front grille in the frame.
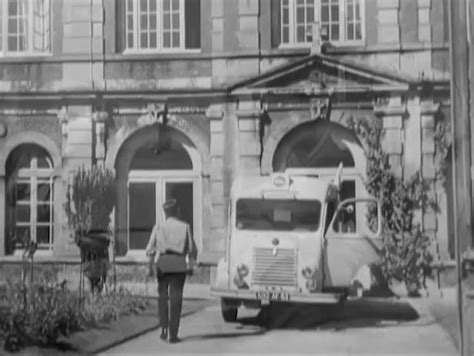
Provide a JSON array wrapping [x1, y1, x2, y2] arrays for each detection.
[[251, 247, 297, 287]]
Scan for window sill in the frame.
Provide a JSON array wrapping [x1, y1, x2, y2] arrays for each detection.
[[0, 253, 80, 264], [0, 53, 52, 60], [121, 48, 201, 57], [119, 250, 149, 264], [278, 40, 365, 50], [12, 249, 54, 258]]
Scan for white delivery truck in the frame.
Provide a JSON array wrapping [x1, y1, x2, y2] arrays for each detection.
[[210, 165, 382, 322]]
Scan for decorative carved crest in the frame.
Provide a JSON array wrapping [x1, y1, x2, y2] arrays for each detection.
[[309, 97, 331, 121], [137, 103, 169, 127], [308, 70, 327, 90]]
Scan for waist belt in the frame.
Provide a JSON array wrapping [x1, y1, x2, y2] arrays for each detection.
[[160, 250, 185, 256]]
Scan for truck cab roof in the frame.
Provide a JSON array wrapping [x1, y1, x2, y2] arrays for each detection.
[[231, 173, 337, 201]]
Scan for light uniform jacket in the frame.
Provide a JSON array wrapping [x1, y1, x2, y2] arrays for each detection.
[[146, 217, 197, 264]]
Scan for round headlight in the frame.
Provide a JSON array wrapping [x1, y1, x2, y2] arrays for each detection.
[[302, 266, 315, 279], [237, 263, 249, 277]]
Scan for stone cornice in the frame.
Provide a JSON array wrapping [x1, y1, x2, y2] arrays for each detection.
[[205, 107, 224, 120], [92, 111, 109, 122], [417, 0, 431, 8], [0, 108, 61, 116], [420, 102, 440, 115], [373, 105, 407, 116], [235, 109, 264, 119], [377, 0, 400, 9]]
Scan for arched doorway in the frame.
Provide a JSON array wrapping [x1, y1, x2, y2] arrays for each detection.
[[272, 120, 367, 200], [115, 124, 202, 256], [5, 144, 55, 254]]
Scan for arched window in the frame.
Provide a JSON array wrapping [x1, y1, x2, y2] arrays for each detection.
[[272, 121, 365, 223], [272, 121, 357, 171], [129, 139, 193, 170], [6, 144, 54, 252]]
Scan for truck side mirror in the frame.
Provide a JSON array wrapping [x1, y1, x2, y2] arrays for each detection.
[[343, 204, 354, 214], [329, 198, 382, 237]]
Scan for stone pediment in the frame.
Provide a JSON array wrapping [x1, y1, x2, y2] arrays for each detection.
[[230, 54, 415, 94]]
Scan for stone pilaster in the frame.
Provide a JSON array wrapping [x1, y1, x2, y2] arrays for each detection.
[[404, 97, 423, 179], [237, 0, 259, 50], [420, 101, 439, 180], [421, 101, 444, 261], [0, 177, 4, 256], [211, 0, 224, 52], [417, 0, 432, 42], [236, 101, 262, 177], [92, 111, 109, 166], [211, 0, 226, 85], [376, 0, 400, 44], [374, 97, 406, 177], [206, 105, 226, 253], [61, 105, 94, 172], [58, 105, 95, 255], [62, 0, 105, 90]]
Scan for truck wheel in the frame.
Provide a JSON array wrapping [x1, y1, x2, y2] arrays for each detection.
[[220, 298, 238, 322]]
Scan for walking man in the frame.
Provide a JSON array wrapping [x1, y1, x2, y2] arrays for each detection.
[[146, 199, 197, 343]]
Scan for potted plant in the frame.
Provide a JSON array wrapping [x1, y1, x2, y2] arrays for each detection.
[[64, 165, 116, 293]]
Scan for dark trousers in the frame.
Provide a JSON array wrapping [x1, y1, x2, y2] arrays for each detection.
[[157, 271, 186, 339]]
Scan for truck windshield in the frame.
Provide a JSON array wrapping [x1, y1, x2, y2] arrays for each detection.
[[235, 199, 321, 231]]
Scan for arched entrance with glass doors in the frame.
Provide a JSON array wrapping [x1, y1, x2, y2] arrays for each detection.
[[272, 120, 368, 235], [114, 124, 202, 257], [272, 120, 366, 198]]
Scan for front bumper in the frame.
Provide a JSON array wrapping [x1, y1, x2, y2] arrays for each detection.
[[210, 288, 345, 304]]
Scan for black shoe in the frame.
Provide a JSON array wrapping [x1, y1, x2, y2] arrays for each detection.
[[169, 337, 181, 344], [160, 329, 168, 341]]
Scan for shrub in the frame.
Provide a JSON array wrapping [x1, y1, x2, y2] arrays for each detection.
[[2, 280, 151, 352], [82, 284, 149, 327], [348, 117, 443, 295], [64, 165, 116, 237], [64, 165, 117, 293]]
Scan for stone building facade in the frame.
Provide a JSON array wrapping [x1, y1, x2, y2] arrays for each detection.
[[0, 0, 452, 274]]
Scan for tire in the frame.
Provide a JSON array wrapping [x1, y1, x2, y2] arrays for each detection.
[[220, 298, 238, 322]]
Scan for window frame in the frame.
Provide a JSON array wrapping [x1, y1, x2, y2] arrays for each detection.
[[14, 155, 54, 251], [279, 0, 365, 48], [0, 0, 52, 57], [123, 0, 201, 55]]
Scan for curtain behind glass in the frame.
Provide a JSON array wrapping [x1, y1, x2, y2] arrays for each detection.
[[33, 0, 50, 52], [19, 0, 28, 51]]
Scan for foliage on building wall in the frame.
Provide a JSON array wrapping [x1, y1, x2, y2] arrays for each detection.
[[433, 119, 452, 186], [347, 115, 451, 295]]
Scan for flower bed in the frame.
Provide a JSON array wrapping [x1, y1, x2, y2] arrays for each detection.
[[0, 281, 151, 353]]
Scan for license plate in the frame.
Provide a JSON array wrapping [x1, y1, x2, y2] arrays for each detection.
[[256, 291, 291, 302]]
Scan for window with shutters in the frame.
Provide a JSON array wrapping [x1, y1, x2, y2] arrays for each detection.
[[123, 0, 201, 53], [0, 0, 51, 56], [278, 0, 364, 47]]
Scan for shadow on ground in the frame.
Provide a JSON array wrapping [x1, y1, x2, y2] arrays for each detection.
[[182, 329, 266, 342], [239, 296, 419, 331]]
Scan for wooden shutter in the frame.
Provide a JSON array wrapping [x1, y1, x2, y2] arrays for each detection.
[[271, 0, 281, 48], [185, 0, 201, 49], [116, 0, 126, 53]]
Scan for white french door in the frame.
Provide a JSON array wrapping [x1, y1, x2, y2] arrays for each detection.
[[127, 170, 201, 254]]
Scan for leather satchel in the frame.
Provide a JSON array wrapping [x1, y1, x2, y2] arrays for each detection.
[[156, 223, 197, 275]]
